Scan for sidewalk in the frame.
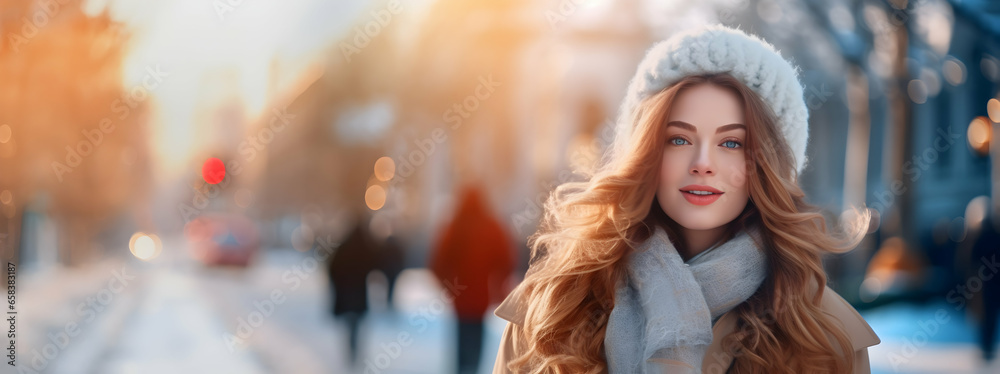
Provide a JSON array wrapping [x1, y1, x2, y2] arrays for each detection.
[[8, 243, 269, 374], [9, 258, 140, 374], [862, 300, 1000, 374], [94, 266, 267, 374]]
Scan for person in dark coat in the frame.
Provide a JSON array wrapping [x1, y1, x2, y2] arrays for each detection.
[[430, 186, 516, 374], [376, 233, 405, 310], [327, 222, 379, 366], [966, 198, 1000, 362]]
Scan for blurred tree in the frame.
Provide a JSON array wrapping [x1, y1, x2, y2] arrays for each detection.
[[0, 1, 152, 265]]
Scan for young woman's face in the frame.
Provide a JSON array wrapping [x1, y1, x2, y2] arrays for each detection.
[[656, 83, 750, 231]]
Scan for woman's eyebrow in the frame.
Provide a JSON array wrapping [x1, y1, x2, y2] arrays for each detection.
[[666, 121, 746, 134], [715, 123, 746, 134]]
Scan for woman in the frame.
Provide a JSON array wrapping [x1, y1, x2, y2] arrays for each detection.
[[492, 25, 880, 373]]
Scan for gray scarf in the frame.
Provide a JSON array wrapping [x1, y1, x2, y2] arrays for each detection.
[[604, 225, 769, 373]]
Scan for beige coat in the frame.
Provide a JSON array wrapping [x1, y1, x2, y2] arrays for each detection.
[[492, 282, 880, 373]]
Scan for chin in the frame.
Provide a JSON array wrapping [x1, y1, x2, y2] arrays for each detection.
[[663, 209, 723, 231], [673, 219, 727, 231]]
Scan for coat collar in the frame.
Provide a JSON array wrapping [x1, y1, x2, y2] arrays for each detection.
[[494, 276, 880, 372], [700, 280, 881, 370]]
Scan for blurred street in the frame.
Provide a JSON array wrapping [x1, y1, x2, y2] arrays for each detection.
[[15, 239, 508, 374]]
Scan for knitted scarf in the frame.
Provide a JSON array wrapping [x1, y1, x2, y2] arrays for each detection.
[[603, 225, 769, 373]]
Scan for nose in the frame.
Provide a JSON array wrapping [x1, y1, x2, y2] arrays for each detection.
[[690, 145, 714, 175]]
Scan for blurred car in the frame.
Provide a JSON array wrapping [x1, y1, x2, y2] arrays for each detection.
[[184, 213, 260, 267]]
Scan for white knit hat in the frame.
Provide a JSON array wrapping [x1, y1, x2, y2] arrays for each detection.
[[612, 24, 810, 174]]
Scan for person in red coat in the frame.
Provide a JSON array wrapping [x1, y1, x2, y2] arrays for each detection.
[[430, 185, 516, 374]]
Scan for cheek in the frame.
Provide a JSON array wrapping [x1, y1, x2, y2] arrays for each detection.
[[720, 157, 749, 208], [721, 156, 748, 188], [658, 151, 682, 186]]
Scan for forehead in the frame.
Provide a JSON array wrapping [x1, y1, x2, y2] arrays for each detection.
[[666, 83, 745, 128]]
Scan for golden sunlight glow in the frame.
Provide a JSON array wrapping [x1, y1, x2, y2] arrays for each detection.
[[93, 0, 336, 179]]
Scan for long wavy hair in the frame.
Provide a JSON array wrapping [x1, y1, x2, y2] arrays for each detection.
[[507, 74, 869, 373]]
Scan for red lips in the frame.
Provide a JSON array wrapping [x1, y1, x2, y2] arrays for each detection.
[[679, 184, 724, 206]]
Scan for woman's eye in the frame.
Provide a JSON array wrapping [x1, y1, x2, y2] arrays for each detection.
[[721, 140, 742, 149], [670, 138, 689, 146]]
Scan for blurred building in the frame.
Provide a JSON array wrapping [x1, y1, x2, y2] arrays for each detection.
[[703, 0, 1000, 306]]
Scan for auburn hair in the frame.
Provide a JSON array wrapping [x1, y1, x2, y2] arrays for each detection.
[[507, 74, 868, 373]]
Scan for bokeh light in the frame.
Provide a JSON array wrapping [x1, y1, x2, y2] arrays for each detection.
[[129, 232, 162, 261], [988, 98, 1000, 123], [374, 156, 396, 182], [982, 55, 1000, 82], [0, 125, 10, 143], [840, 206, 876, 238], [967, 116, 992, 155], [202, 157, 226, 185], [907, 80, 928, 104], [867, 208, 881, 234], [965, 195, 990, 231], [365, 185, 386, 211], [943, 57, 967, 86], [0, 190, 11, 205], [859, 277, 882, 303], [135, 236, 155, 258]]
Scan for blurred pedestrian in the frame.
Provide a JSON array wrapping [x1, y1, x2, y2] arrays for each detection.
[[327, 221, 379, 367], [377, 233, 405, 311], [430, 186, 515, 374], [962, 197, 1000, 361]]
